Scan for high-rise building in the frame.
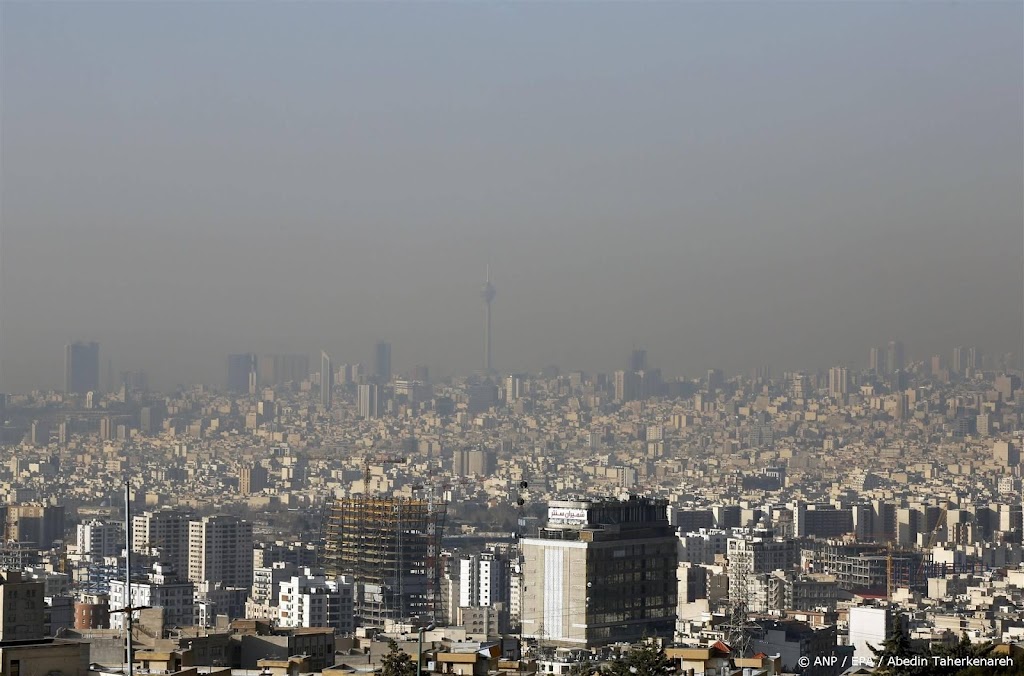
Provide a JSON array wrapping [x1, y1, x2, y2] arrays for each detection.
[[64, 341, 100, 395], [727, 531, 798, 613], [630, 349, 648, 373], [467, 380, 499, 415], [706, 368, 724, 393], [320, 351, 332, 409], [76, 520, 124, 558], [868, 347, 881, 375], [0, 570, 46, 641], [482, 266, 496, 373], [455, 447, 496, 477], [321, 496, 447, 625], [748, 412, 775, 449], [614, 370, 636, 402], [357, 383, 381, 419], [885, 340, 905, 376], [226, 353, 257, 393], [120, 369, 149, 392], [374, 341, 392, 383], [133, 509, 193, 574], [239, 463, 269, 495], [188, 515, 254, 589], [952, 346, 967, 374], [521, 496, 677, 647], [505, 374, 526, 402], [968, 346, 982, 371], [828, 366, 850, 398], [458, 553, 507, 608], [258, 354, 311, 387], [2, 504, 65, 548]]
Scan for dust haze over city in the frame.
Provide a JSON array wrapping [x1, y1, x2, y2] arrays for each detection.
[[1, 3, 1024, 676], [2, 2, 1021, 391]]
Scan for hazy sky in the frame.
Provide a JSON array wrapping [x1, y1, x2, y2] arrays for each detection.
[[2, 2, 1022, 391]]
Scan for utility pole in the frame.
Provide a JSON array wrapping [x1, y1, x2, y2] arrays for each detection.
[[110, 480, 150, 675], [125, 480, 133, 676]]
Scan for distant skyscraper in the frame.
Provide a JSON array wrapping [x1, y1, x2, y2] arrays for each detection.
[[630, 349, 648, 373], [358, 383, 380, 419], [613, 370, 635, 402], [886, 340, 905, 375], [64, 341, 100, 395], [706, 368, 724, 393], [952, 346, 966, 374], [967, 346, 981, 371], [869, 347, 881, 375], [482, 266, 496, 373], [258, 354, 311, 387], [374, 341, 392, 383], [828, 366, 850, 397], [320, 351, 332, 409], [226, 353, 257, 393]]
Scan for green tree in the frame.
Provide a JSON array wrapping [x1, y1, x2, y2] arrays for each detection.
[[568, 662, 597, 676], [380, 639, 417, 676], [869, 620, 928, 676], [954, 651, 1024, 676], [604, 642, 674, 676]]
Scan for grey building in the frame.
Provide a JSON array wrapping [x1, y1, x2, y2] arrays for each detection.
[[521, 496, 677, 647], [64, 341, 100, 395]]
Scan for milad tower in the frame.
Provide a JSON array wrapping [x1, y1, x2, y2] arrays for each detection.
[[481, 266, 496, 373]]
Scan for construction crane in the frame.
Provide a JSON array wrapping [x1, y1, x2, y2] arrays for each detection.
[[916, 502, 950, 583], [887, 542, 894, 600], [362, 454, 407, 491]]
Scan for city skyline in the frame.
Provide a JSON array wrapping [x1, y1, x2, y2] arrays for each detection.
[[1, 2, 1021, 392], [2, 2, 1024, 673], [12, 335, 1018, 398], [11, 333, 1020, 396]]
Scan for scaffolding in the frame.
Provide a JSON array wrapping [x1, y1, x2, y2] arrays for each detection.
[[321, 496, 446, 626]]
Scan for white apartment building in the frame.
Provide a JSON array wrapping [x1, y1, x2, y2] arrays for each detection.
[[458, 553, 506, 608], [277, 568, 354, 635], [188, 515, 253, 589], [133, 509, 192, 573], [109, 564, 194, 630], [76, 520, 124, 558]]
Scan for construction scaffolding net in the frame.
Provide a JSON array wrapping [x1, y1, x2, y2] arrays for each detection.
[[321, 496, 446, 625]]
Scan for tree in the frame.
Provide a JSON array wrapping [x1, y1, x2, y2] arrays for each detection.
[[568, 662, 598, 676], [868, 620, 928, 676], [380, 639, 417, 676], [604, 642, 675, 676]]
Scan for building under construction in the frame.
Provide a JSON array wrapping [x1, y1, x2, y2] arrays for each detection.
[[321, 496, 446, 626]]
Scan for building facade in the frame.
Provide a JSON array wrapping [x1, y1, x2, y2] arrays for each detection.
[[521, 496, 678, 647], [188, 515, 254, 589]]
